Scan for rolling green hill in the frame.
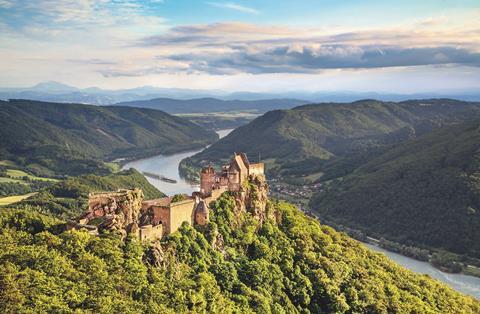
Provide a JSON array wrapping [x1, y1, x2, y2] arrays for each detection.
[[1, 192, 478, 312], [0, 99, 218, 176], [310, 119, 480, 258], [183, 99, 480, 179]]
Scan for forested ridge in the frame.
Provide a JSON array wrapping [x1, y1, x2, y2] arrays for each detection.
[[0, 191, 478, 312], [311, 119, 480, 259], [0, 99, 217, 176], [183, 99, 480, 179]]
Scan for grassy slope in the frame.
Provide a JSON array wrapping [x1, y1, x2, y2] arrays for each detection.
[[185, 99, 480, 177], [0, 193, 37, 206], [311, 119, 480, 258], [0, 99, 218, 176]]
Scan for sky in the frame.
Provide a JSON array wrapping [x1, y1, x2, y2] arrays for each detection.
[[0, 0, 479, 93]]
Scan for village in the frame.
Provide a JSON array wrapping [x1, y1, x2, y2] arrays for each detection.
[[68, 153, 265, 242]]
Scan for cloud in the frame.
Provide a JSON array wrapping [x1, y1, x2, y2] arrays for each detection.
[[1, 0, 166, 40], [162, 45, 480, 74], [0, 0, 13, 9], [129, 22, 480, 75], [206, 2, 259, 14], [67, 58, 118, 65]]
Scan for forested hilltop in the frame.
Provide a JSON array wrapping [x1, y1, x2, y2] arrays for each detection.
[[311, 118, 480, 259], [0, 99, 217, 176], [182, 99, 480, 180], [1, 185, 478, 312]]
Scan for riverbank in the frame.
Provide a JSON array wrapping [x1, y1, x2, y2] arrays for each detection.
[[300, 208, 480, 298], [365, 243, 480, 299], [122, 129, 233, 196]]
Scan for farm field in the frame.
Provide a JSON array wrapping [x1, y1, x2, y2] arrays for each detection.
[[5, 169, 59, 182], [0, 192, 37, 206]]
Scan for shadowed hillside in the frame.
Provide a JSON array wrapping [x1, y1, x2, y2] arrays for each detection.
[[0, 99, 218, 176], [116, 97, 307, 114], [311, 119, 480, 258]]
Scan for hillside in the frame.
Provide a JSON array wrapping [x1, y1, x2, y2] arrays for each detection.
[[310, 119, 480, 258], [0, 99, 217, 176], [183, 99, 480, 179], [0, 189, 478, 312], [116, 97, 307, 114], [10, 169, 165, 218]]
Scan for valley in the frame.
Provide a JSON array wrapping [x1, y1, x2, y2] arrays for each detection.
[[3, 1, 480, 311], [119, 121, 480, 297], [1, 97, 479, 310]]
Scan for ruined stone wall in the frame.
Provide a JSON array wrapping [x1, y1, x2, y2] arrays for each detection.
[[249, 163, 265, 176], [204, 186, 228, 205], [138, 224, 163, 242], [169, 199, 196, 234], [143, 206, 170, 234], [200, 169, 215, 195]]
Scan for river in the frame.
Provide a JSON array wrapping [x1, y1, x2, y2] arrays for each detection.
[[123, 128, 479, 299], [122, 129, 233, 196]]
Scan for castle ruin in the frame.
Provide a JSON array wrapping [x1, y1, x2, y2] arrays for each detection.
[[70, 153, 264, 242]]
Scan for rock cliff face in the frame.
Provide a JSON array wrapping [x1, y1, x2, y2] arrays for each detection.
[[84, 189, 144, 234], [233, 174, 271, 224]]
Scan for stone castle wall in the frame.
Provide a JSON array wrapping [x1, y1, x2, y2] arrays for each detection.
[[169, 199, 196, 234], [147, 206, 170, 233], [203, 186, 228, 205], [138, 224, 163, 242]]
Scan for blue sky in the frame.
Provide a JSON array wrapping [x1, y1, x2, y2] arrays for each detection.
[[1, 0, 479, 93]]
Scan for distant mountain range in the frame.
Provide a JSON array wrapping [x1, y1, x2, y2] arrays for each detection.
[[1, 81, 479, 108], [116, 98, 307, 114]]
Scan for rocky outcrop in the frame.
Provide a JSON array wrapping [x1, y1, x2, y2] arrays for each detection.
[[233, 174, 271, 224], [81, 189, 144, 235]]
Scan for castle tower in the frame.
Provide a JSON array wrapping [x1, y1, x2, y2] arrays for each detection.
[[228, 168, 240, 191], [200, 165, 216, 196], [194, 200, 209, 226]]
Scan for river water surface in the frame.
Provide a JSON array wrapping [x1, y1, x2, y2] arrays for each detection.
[[122, 129, 232, 196], [123, 128, 479, 299]]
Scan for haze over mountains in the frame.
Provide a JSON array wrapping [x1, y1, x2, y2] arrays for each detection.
[[1, 81, 480, 108]]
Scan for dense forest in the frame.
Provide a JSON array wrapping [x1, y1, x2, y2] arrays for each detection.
[[183, 99, 480, 179], [1, 191, 478, 312], [311, 119, 480, 259], [0, 100, 217, 176]]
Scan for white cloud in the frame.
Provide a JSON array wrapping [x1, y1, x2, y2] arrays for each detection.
[[206, 2, 259, 14], [0, 0, 13, 9]]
